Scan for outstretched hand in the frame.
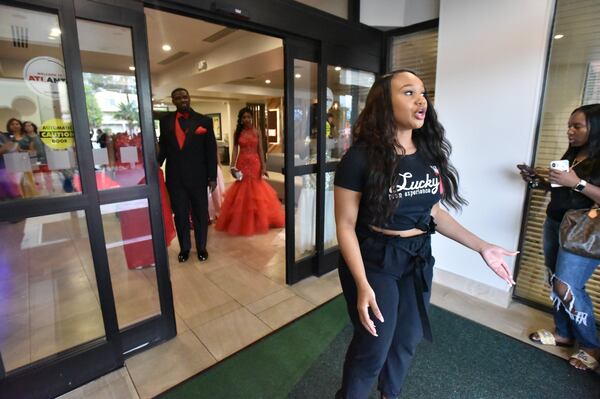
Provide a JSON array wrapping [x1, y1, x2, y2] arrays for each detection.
[[479, 244, 518, 286]]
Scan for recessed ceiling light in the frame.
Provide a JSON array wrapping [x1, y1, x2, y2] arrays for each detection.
[[335, 66, 342, 71], [162, 44, 172, 51], [265, 79, 271, 84], [294, 73, 301, 79], [128, 66, 136, 71], [50, 28, 61, 37], [554, 34, 564, 39]]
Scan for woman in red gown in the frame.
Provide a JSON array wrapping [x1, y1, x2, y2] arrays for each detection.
[[216, 107, 284, 235]]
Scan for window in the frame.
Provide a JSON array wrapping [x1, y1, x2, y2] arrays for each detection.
[[0, 5, 81, 201], [389, 28, 438, 102], [514, 0, 600, 322]]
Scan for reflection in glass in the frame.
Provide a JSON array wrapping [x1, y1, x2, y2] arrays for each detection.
[[324, 171, 337, 250], [389, 29, 438, 103], [295, 173, 316, 260], [0, 212, 103, 371], [77, 20, 146, 191], [100, 199, 161, 328], [0, 5, 80, 201], [293, 59, 318, 165], [326, 66, 374, 160], [513, 0, 600, 315]]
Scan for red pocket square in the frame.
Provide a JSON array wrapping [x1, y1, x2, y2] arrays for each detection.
[[194, 126, 207, 135]]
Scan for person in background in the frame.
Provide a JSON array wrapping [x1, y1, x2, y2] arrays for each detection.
[[97, 128, 108, 148], [23, 121, 45, 164], [158, 88, 217, 262], [521, 104, 600, 372], [334, 70, 517, 399], [23, 121, 52, 194], [0, 129, 20, 200], [326, 112, 336, 138], [215, 107, 284, 235], [6, 118, 37, 197]]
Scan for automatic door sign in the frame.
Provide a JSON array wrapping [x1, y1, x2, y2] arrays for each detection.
[[40, 118, 74, 150], [23, 56, 66, 99]]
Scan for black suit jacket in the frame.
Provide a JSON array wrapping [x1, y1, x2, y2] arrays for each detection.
[[158, 109, 217, 189]]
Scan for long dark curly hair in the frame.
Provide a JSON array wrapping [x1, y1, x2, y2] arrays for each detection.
[[353, 69, 467, 225], [233, 107, 253, 146]]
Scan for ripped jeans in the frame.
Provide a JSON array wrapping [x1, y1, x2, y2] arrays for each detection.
[[543, 217, 600, 349]]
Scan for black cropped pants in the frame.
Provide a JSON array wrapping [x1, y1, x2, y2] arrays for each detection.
[[337, 232, 434, 399]]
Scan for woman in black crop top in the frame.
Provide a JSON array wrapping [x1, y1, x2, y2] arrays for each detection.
[[333, 70, 518, 399], [520, 104, 600, 372]]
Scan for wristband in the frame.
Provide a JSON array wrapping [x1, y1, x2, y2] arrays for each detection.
[[528, 179, 540, 189], [573, 179, 587, 193]]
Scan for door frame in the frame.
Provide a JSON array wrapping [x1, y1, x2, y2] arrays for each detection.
[[283, 37, 321, 284], [0, 0, 174, 397]]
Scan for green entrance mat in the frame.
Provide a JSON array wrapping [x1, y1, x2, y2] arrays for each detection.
[[160, 296, 600, 399]]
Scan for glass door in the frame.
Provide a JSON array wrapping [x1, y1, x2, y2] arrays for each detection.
[[284, 38, 322, 283], [283, 39, 377, 283], [0, 0, 173, 397], [72, 0, 175, 353]]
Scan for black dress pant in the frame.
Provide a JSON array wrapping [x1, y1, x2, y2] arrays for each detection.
[[168, 183, 208, 253], [337, 233, 434, 399]]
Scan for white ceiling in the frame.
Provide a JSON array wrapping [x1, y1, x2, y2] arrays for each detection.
[[145, 8, 285, 104]]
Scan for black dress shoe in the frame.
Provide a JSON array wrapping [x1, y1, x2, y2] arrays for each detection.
[[178, 250, 190, 263], [198, 249, 208, 262]]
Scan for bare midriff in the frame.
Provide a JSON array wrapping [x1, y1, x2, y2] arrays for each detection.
[[368, 225, 426, 238]]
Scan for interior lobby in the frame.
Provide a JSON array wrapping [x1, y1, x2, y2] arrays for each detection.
[[0, 1, 599, 398]]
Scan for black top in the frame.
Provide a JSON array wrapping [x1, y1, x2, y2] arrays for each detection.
[[546, 154, 600, 222], [334, 144, 441, 234], [158, 108, 218, 189]]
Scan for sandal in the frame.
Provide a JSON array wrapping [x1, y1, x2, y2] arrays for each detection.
[[528, 329, 574, 347], [569, 350, 599, 371]]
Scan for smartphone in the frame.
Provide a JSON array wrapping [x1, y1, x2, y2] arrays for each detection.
[[550, 159, 569, 187], [517, 163, 537, 176]]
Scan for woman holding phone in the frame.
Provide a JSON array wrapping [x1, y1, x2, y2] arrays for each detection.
[[519, 103, 600, 371]]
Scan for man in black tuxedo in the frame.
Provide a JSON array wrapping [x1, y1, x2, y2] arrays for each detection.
[[158, 88, 217, 262]]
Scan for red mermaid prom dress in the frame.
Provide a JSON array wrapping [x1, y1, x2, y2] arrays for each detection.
[[216, 129, 284, 235]]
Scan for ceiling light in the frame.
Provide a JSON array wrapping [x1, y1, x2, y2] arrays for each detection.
[[295, 73, 301, 79], [50, 28, 61, 37], [554, 34, 564, 39], [128, 66, 136, 71], [162, 44, 172, 51], [335, 66, 342, 71], [47, 36, 56, 40], [265, 79, 271, 84]]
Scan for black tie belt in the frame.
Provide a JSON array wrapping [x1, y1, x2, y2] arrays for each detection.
[[360, 215, 436, 342], [383, 235, 433, 342]]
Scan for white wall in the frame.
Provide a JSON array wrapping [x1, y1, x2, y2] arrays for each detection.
[[432, 0, 554, 304], [360, 0, 439, 28]]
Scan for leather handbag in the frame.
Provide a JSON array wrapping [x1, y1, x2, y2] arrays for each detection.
[[559, 206, 600, 259]]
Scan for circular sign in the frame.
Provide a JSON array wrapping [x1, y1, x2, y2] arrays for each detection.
[[23, 56, 66, 98], [40, 118, 74, 150]]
